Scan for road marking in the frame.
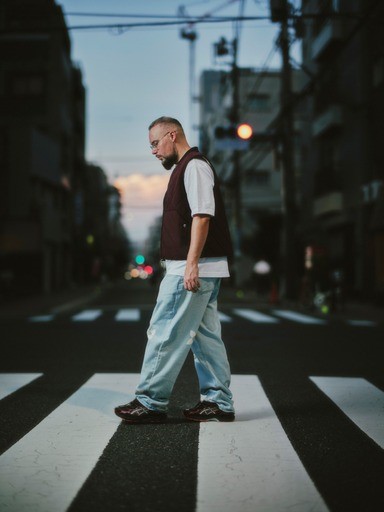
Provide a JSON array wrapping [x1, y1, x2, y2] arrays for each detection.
[[310, 377, 384, 450], [71, 309, 102, 322], [28, 315, 54, 322], [115, 308, 140, 321], [0, 373, 43, 401], [196, 375, 329, 512], [346, 320, 376, 327], [233, 309, 279, 323], [273, 310, 326, 324], [218, 311, 232, 323], [0, 373, 139, 512]]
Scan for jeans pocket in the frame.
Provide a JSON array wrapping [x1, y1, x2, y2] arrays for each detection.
[[157, 275, 184, 320]]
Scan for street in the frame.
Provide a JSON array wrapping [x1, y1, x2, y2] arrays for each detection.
[[1, 279, 384, 512]]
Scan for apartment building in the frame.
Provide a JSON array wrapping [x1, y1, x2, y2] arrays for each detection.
[[299, 0, 384, 299], [199, 67, 304, 285], [0, 0, 128, 297]]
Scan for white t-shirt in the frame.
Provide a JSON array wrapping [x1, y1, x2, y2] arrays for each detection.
[[165, 158, 230, 278]]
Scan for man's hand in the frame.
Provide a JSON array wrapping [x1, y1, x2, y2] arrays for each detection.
[[184, 214, 210, 292], [184, 262, 200, 292]]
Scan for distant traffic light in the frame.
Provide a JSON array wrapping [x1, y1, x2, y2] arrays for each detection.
[[214, 124, 254, 150], [237, 123, 253, 140], [135, 254, 145, 265], [214, 124, 254, 139]]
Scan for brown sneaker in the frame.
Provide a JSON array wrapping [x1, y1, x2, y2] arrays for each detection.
[[183, 401, 235, 422], [114, 399, 167, 424]]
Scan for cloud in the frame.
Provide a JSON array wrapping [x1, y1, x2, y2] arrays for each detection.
[[114, 173, 169, 244]]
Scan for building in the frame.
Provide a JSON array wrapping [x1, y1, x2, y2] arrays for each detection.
[[0, 0, 129, 297], [298, 0, 384, 300], [199, 67, 304, 286]]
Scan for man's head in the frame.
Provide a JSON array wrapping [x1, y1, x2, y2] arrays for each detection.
[[148, 116, 190, 170]]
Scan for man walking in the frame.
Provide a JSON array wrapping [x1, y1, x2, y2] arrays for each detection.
[[115, 116, 235, 423]]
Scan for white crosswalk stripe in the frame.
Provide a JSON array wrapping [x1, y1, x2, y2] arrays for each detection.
[[233, 308, 279, 323], [346, 319, 377, 327], [310, 377, 384, 449], [23, 307, 378, 327], [71, 309, 102, 322], [197, 375, 329, 512], [115, 308, 140, 321], [0, 373, 42, 401], [218, 311, 232, 323], [0, 373, 139, 512], [273, 310, 326, 324], [28, 315, 55, 322], [0, 373, 383, 511]]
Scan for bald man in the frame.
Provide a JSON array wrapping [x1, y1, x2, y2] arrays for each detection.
[[115, 117, 235, 423]]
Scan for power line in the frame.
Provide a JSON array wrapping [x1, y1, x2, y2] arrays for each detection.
[[0, 13, 369, 35]]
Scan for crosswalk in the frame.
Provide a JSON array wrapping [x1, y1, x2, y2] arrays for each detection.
[[0, 372, 383, 511], [26, 307, 379, 327]]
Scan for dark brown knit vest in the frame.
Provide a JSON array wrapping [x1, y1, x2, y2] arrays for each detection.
[[160, 147, 233, 261]]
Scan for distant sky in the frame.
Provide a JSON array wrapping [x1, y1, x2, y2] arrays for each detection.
[[58, 0, 301, 245]]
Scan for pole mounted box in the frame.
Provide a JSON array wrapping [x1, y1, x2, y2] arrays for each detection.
[[269, 0, 288, 23]]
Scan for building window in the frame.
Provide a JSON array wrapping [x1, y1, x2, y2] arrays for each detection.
[[247, 93, 270, 112], [10, 74, 44, 96]]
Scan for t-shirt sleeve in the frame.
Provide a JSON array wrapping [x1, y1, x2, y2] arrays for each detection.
[[184, 159, 215, 217]]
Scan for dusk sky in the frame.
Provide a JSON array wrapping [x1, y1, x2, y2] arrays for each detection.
[[59, 0, 301, 246]]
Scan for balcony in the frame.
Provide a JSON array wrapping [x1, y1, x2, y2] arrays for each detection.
[[314, 191, 343, 217], [311, 20, 342, 61], [313, 105, 342, 137]]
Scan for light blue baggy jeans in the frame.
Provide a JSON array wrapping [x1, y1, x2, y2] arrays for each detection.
[[135, 274, 234, 413]]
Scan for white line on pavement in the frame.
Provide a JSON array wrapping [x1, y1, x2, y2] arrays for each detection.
[[196, 375, 329, 512], [0, 373, 43, 401], [233, 309, 279, 324], [28, 315, 55, 323], [346, 320, 376, 327], [218, 311, 232, 323], [115, 308, 140, 321], [71, 309, 102, 322], [273, 310, 326, 325], [0, 373, 139, 512], [310, 377, 384, 449]]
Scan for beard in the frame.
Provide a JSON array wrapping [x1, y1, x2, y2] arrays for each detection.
[[161, 150, 178, 170]]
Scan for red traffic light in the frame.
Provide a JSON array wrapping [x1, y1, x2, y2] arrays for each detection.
[[237, 123, 253, 140]]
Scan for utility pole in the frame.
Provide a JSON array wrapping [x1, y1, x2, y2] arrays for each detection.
[[270, 0, 298, 299], [231, 37, 242, 257], [180, 27, 197, 136], [232, 0, 245, 263]]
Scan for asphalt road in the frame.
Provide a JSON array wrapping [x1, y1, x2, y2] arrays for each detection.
[[0, 279, 383, 512]]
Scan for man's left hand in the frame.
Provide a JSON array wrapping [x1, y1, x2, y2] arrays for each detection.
[[184, 263, 200, 292]]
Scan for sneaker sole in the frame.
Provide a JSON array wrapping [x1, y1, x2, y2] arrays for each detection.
[[121, 417, 167, 424], [115, 412, 167, 424], [183, 416, 235, 423]]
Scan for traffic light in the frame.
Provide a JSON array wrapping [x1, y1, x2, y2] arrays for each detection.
[[135, 254, 145, 265], [214, 124, 253, 139], [237, 123, 253, 140], [214, 124, 254, 150]]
